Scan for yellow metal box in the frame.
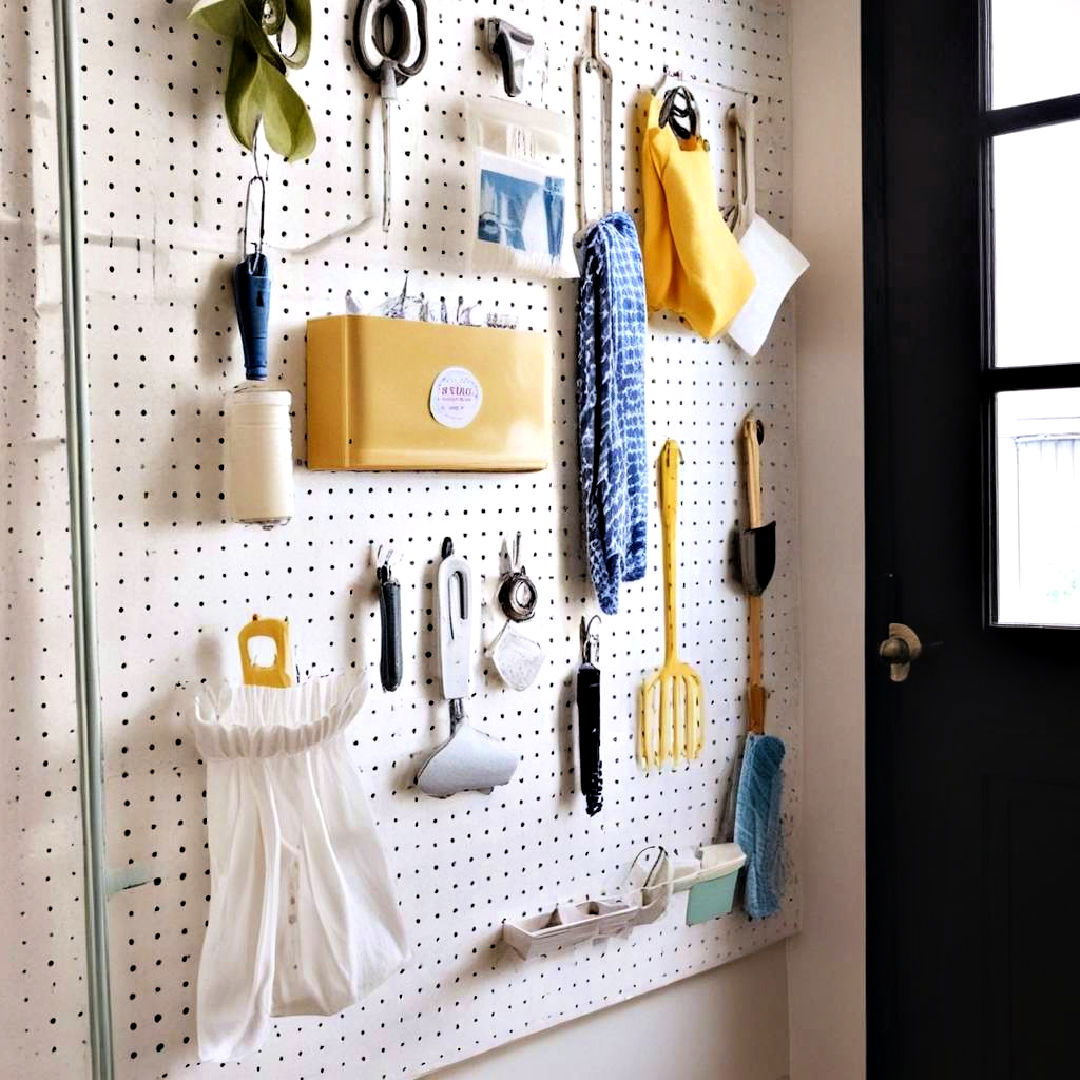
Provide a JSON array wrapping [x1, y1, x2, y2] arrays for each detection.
[[306, 315, 552, 471]]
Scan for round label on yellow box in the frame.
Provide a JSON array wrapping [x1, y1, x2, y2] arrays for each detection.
[[429, 366, 483, 428]]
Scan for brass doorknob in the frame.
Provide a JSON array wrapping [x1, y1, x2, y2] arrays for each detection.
[[879, 622, 922, 682]]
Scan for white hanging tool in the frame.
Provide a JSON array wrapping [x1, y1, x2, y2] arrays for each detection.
[[351, 0, 429, 231], [436, 538, 471, 700], [415, 538, 520, 797]]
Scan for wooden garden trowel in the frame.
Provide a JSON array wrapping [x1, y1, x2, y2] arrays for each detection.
[[733, 417, 787, 918], [740, 416, 775, 729]]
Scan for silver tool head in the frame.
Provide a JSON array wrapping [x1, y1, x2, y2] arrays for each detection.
[[416, 540, 520, 797], [415, 700, 519, 797], [484, 18, 534, 97]]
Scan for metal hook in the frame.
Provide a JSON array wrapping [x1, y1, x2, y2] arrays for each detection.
[[624, 844, 668, 889], [447, 569, 468, 640], [242, 128, 268, 262], [440, 537, 468, 640], [251, 126, 266, 181], [652, 63, 760, 105], [580, 614, 601, 664], [663, 441, 685, 466], [243, 173, 267, 262]]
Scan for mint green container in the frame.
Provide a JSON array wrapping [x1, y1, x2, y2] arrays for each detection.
[[686, 843, 746, 925]]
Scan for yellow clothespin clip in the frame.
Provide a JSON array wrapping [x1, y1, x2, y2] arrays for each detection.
[[238, 615, 293, 688]]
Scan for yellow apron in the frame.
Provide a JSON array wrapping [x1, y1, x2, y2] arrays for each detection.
[[640, 94, 755, 339]]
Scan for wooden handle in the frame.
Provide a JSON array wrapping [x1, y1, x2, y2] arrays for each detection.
[[742, 416, 768, 734], [742, 417, 763, 529], [747, 594, 767, 734], [239, 615, 293, 689], [659, 440, 682, 663]]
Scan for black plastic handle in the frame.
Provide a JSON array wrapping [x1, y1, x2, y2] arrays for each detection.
[[378, 577, 403, 692], [577, 661, 602, 815]]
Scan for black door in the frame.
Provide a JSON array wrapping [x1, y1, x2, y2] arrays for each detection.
[[865, 2, 1080, 1077]]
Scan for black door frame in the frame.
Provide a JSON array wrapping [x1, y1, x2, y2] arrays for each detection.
[[861, 1, 897, 1062], [864, 1, 1080, 1074]]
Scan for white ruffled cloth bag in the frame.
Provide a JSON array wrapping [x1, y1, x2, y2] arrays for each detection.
[[191, 673, 408, 1062]]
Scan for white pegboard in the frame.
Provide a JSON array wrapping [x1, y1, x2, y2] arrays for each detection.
[[1, 1, 800, 1077]]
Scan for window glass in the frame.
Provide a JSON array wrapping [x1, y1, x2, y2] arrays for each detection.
[[996, 387, 1080, 625], [993, 122, 1080, 367], [992, 0, 1080, 108]]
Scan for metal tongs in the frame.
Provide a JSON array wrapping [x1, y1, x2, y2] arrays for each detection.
[[574, 6, 613, 232]]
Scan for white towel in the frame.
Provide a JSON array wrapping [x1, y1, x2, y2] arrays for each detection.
[[728, 214, 809, 357], [191, 673, 408, 1062]]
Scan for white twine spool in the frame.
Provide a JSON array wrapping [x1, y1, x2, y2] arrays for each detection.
[[226, 387, 294, 528]]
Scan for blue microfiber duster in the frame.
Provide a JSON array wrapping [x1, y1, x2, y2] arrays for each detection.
[[734, 732, 786, 919]]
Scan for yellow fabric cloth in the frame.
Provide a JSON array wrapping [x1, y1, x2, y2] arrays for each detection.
[[640, 94, 755, 339]]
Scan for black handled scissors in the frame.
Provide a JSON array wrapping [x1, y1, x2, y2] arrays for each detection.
[[351, 0, 428, 231]]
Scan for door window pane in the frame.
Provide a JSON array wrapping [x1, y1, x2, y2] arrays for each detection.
[[992, 0, 1080, 108], [993, 122, 1080, 367], [996, 388, 1080, 625]]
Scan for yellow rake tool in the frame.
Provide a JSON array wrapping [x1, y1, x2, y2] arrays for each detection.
[[639, 440, 704, 769]]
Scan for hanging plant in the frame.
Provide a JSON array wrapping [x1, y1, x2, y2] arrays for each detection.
[[189, 0, 316, 162]]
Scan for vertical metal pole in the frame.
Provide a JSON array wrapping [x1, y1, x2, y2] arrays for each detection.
[[50, 1, 115, 1077]]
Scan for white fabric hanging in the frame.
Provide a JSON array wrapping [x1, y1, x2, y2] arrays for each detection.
[[725, 98, 809, 356], [191, 673, 409, 1062]]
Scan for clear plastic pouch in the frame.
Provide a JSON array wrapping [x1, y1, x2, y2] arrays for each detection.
[[466, 98, 578, 279]]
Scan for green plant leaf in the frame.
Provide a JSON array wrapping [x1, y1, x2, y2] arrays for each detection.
[[235, 1, 287, 73], [191, 0, 315, 161], [189, 0, 243, 37], [278, 0, 312, 69], [225, 35, 260, 151], [254, 58, 316, 161]]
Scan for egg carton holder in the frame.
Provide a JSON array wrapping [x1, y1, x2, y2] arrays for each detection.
[[502, 847, 675, 961]]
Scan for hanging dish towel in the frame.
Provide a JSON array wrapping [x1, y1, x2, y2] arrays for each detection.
[[640, 94, 756, 339], [725, 98, 809, 356], [577, 210, 648, 615], [191, 673, 409, 1062]]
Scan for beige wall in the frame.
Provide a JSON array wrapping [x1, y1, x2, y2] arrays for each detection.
[[788, 0, 867, 1077], [427, 943, 790, 1080]]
